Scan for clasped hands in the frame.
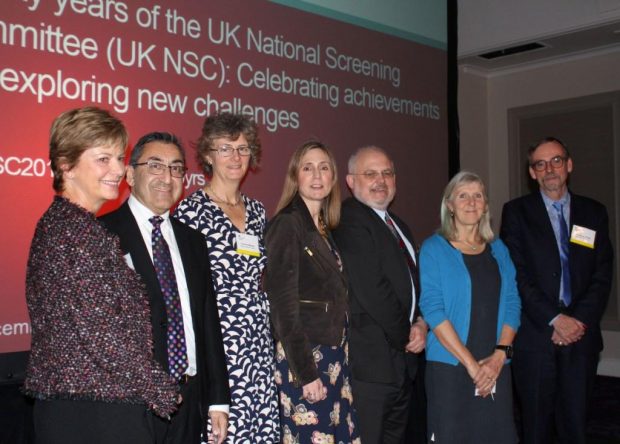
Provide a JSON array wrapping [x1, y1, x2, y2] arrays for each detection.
[[207, 410, 228, 444], [551, 314, 586, 346], [468, 351, 505, 398]]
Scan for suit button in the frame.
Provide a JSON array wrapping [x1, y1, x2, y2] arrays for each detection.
[[552, 272, 558, 277], [160, 321, 167, 328]]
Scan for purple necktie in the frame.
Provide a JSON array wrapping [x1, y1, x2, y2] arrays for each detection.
[[150, 216, 188, 379]]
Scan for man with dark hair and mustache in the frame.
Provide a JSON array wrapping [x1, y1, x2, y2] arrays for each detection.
[[500, 137, 613, 444], [100, 132, 230, 444], [334, 146, 427, 444]]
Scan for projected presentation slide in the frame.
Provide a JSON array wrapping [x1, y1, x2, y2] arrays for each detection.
[[0, 0, 447, 353]]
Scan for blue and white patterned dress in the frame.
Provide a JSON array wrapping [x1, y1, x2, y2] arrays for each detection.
[[175, 189, 280, 443]]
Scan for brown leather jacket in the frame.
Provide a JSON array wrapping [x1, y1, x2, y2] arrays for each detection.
[[264, 194, 349, 386]]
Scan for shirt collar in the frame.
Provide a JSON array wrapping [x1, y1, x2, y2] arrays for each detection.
[[128, 194, 170, 225], [540, 189, 570, 209], [371, 207, 388, 221]]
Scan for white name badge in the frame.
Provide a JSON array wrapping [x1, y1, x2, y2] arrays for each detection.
[[235, 232, 261, 257], [570, 225, 596, 249]]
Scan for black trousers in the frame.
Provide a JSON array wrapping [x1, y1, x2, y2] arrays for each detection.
[[33, 376, 202, 444], [152, 375, 201, 444], [33, 398, 153, 444], [352, 351, 412, 444], [513, 346, 598, 444], [406, 353, 427, 444]]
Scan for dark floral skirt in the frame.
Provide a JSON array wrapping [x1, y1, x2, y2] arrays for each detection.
[[275, 341, 361, 444]]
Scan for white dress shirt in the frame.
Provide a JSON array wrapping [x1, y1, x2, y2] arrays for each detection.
[[127, 195, 197, 376], [372, 208, 417, 323], [127, 195, 229, 414]]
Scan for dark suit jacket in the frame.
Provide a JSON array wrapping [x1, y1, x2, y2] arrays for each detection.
[[334, 197, 420, 384], [500, 191, 613, 354], [264, 194, 349, 386], [99, 201, 230, 416]]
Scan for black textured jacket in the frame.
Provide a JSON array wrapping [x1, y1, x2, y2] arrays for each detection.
[[23, 196, 178, 417]]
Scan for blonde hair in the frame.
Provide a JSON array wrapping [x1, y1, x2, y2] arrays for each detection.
[[438, 171, 494, 242], [275, 141, 341, 229]]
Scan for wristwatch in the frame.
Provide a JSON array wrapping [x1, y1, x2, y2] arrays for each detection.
[[495, 344, 513, 359]]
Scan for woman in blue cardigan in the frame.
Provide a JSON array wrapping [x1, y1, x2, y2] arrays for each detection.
[[419, 171, 521, 444]]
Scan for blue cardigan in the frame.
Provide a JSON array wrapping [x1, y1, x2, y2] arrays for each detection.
[[419, 234, 521, 365]]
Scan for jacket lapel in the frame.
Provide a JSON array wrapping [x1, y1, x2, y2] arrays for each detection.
[[292, 194, 347, 286], [170, 219, 201, 315], [530, 193, 562, 258], [309, 231, 347, 285], [361, 203, 413, 315], [114, 202, 163, 301]]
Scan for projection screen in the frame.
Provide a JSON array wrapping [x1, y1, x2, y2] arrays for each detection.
[[0, 0, 447, 356]]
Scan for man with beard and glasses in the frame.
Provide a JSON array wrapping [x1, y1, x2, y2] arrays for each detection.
[[500, 137, 613, 444], [334, 146, 427, 444]]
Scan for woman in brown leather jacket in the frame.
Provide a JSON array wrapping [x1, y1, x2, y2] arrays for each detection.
[[264, 141, 361, 444]]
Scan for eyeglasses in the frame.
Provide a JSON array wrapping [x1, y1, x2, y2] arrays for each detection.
[[209, 144, 253, 157], [530, 156, 568, 172], [350, 170, 395, 180], [132, 160, 187, 178]]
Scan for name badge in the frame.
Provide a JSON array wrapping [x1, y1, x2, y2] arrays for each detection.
[[235, 232, 261, 257], [570, 225, 596, 249]]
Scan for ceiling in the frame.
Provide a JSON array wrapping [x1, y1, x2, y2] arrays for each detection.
[[458, 20, 620, 74]]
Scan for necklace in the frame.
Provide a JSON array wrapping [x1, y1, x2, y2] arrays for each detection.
[[458, 238, 480, 251], [317, 214, 328, 238], [206, 184, 242, 208]]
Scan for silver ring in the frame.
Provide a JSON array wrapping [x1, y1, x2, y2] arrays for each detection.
[[559, 341, 563, 345]]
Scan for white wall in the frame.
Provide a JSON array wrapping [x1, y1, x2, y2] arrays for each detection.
[[601, 331, 620, 376], [458, 49, 620, 375]]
